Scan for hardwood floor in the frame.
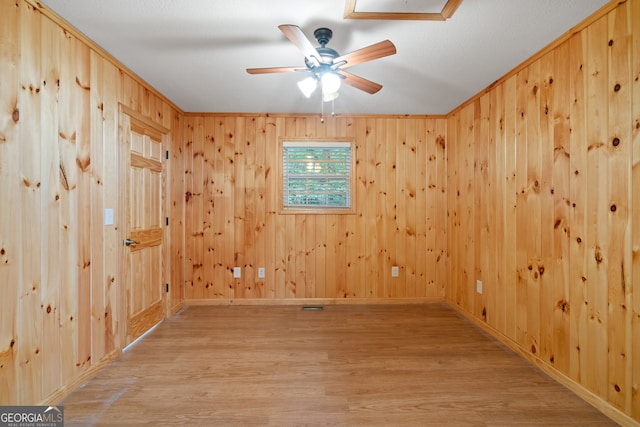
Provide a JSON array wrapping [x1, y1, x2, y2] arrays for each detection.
[[61, 304, 616, 426]]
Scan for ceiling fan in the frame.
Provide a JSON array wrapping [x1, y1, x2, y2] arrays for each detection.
[[247, 25, 396, 100]]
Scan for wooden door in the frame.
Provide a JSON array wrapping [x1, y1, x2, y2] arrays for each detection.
[[119, 105, 168, 345]]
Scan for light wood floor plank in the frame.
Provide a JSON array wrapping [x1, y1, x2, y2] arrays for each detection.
[[62, 304, 615, 426]]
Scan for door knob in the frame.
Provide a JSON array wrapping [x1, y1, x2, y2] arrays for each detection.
[[124, 238, 139, 247]]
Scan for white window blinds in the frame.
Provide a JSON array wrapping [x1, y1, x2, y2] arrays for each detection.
[[282, 141, 352, 209]]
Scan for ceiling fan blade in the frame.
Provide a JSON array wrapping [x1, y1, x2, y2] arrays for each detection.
[[338, 70, 383, 94], [278, 24, 321, 64], [246, 66, 303, 74], [334, 40, 396, 68]]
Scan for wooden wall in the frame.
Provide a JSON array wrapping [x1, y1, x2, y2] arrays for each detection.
[[182, 114, 447, 302], [446, 0, 640, 423], [0, 0, 185, 405], [3, 0, 638, 424]]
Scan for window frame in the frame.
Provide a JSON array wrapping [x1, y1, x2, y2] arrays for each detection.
[[278, 137, 356, 215]]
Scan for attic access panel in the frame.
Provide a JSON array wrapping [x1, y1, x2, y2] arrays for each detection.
[[344, 0, 462, 20]]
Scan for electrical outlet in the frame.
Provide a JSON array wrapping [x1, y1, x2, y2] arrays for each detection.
[[233, 267, 241, 278], [391, 266, 399, 277], [258, 267, 265, 279], [476, 280, 483, 294]]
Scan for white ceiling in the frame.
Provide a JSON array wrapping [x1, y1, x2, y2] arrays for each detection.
[[41, 0, 609, 115]]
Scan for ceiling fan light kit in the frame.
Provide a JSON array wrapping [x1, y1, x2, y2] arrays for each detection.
[[247, 24, 396, 119], [297, 76, 318, 98]]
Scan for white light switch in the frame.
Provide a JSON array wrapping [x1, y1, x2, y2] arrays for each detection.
[[104, 208, 114, 226], [233, 267, 241, 278], [258, 267, 265, 278], [391, 266, 399, 277], [476, 280, 483, 294]]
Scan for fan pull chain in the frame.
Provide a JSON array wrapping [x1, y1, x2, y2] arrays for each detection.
[[320, 96, 325, 124]]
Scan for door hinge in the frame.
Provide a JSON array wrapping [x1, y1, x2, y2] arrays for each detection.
[[165, 150, 169, 160], [165, 283, 169, 293], [165, 217, 169, 226]]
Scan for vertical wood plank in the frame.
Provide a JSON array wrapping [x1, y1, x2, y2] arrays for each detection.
[[395, 120, 407, 297], [0, 0, 21, 405], [606, 2, 632, 411], [486, 88, 497, 326], [234, 117, 246, 297], [417, 118, 429, 298], [223, 117, 236, 298], [630, 0, 640, 419], [364, 118, 378, 297], [191, 117, 205, 300], [58, 25, 80, 386], [89, 49, 106, 368], [569, 28, 589, 385], [39, 14, 62, 399], [503, 75, 518, 342], [254, 116, 267, 298], [462, 104, 476, 312], [18, 2, 43, 404], [434, 118, 448, 298], [447, 112, 460, 306], [244, 117, 257, 297], [384, 119, 397, 297], [493, 82, 506, 332], [515, 67, 529, 347], [74, 35, 92, 375], [404, 120, 417, 297], [202, 117, 215, 298], [375, 118, 388, 298], [526, 61, 542, 358], [264, 116, 278, 299], [182, 117, 195, 299], [551, 40, 571, 374], [476, 94, 489, 321], [585, 15, 609, 398], [274, 118, 287, 299], [102, 60, 119, 350], [538, 52, 555, 363], [212, 117, 226, 298]]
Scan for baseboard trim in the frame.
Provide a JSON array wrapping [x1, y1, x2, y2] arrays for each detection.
[[185, 297, 445, 306], [447, 302, 639, 427], [40, 349, 121, 406]]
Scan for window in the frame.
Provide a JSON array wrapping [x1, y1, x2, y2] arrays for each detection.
[[280, 139, 355, 214]]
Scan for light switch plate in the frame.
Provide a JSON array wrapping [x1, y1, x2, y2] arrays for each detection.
[[233, 267, 241, 278], [476, 280, 483, 294], [104, 208, 114, 226], [391, 266, 399, 277], [258, 267, 265, 278]]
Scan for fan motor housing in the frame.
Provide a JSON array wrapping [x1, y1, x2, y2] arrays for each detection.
[[313, 27, 333, 46]]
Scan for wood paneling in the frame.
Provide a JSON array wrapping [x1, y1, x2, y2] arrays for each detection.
[[0, 0, 185, 406], [446, 1, 640, 423], [182, 114, 448, 302], [3, 0, 637, 425], [630, 0, 640, 421], [0, 0, 21, 406]]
